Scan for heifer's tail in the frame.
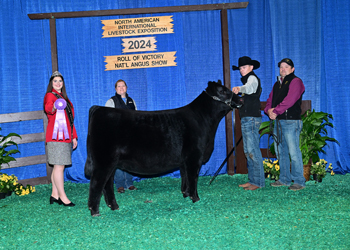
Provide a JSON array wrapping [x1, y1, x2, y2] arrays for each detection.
[[84, 105, 100, 179]]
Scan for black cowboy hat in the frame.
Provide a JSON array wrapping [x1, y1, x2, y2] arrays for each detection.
[[232, 56, 260, 71]]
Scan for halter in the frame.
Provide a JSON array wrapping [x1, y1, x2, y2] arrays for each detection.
[[204, 90, 242, 109]]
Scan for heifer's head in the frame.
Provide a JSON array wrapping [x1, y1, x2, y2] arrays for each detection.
[[205, 80, 243, 109]]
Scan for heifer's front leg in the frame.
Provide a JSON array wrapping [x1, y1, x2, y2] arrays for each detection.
[[184, 160, 201, 203], [102, 172, 119, 211]]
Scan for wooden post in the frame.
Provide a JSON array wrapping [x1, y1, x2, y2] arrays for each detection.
[[220, 9, 234, 175], [42, 113, 52, 182], [234, 109, 247, 173], [49, 18, 58, 72]]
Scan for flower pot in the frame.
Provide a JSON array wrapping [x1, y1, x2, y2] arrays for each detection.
[[312, 174, 323, 183], [303, 164, 311, 181], [0, 191, 12, 200]]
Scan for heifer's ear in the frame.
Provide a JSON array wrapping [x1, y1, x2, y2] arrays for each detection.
[[207, 79, 222, 87], [207, 80, 214, 86], [207, 81, 214, 92]]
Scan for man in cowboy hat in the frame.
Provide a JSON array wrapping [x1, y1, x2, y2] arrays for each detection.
[[264, 58, 306, 191], [232, 56, 264, 190]]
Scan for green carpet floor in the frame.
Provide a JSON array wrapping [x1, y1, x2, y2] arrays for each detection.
[[1, 174, 349, 249]]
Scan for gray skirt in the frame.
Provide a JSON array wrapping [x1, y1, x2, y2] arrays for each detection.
[[47, 142, 72, 166]]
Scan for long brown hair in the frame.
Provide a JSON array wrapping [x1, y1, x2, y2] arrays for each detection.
[[43, 75, 70, 109]]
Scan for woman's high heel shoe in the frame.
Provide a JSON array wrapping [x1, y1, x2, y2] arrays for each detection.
[[50, 196, 63, 205], [58, 198, 75, 207]]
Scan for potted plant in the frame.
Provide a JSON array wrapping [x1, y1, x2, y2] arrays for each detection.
[[0, 172, 36, 199], [263, 158, 280, 180], [0, 127, 21, 169], [0, 127, 35, 199], [14, 182, 36, 196], [299, 110, 339, 165], [259, 110, 339, 180], [0, 173, 18, 198], [310, 159, 333, 182]]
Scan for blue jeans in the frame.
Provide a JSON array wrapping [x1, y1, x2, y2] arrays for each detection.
[[241, 117, 265, 187], [273, 119, 305, 186], [114, 169, 134, 189]]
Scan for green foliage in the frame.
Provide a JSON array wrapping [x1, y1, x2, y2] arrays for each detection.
[[0, 172, 35, 195], [259, 121, 276, 156], [310, 159, 333, 179], [0, 127, 21, 169], [0, 127, 35, 195], [300, 110, 339, 165], [259, 110, 339, 165], [14, 182, 36, 196]]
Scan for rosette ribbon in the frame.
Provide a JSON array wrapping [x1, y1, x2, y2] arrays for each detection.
[[52, 98, 69, 140]]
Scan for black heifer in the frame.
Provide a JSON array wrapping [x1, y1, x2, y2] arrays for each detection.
[[84, 80, 243, 216]]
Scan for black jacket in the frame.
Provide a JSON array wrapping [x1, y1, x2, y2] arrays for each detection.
[[111, 93, 136, 110], [239, 71, 262, 118], [271, 73, 303, 120]]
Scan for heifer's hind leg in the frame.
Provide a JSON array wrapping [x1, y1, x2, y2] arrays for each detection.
[[88, 166, 116, 216], [180, 169, 190, 198], [102, 171, 119, 211], [88, 175, 105, 217]]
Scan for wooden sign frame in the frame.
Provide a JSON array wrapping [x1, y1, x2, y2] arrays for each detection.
[[28, 2, 249, 175]]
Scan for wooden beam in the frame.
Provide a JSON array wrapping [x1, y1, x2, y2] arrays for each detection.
[[220, 9, 234, 175], [1, 155, 47, 169], [0, 110, 44, 123], [7, 133, 45, 145], [19, 176, 51, 186], [28, 2, 249, 20], [49, 18, 58, 72]]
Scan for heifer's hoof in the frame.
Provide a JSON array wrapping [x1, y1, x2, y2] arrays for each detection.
[[89, 207, 101, 217], [190, 196, 200, 203], [110, 204, 119, 211], [90, 210, 101, 217], [182, 191, 190, 198]]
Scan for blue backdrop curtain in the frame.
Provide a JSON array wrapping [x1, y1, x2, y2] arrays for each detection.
[[321, 0, 350, 174], [0, 0, 348, 182]]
